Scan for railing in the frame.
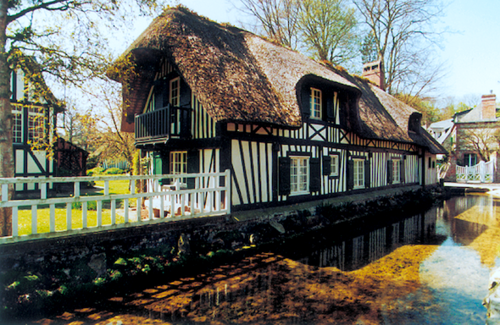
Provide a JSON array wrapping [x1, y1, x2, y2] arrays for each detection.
[[0, 170, 230, 244], [456, 161, 494, 183], [135, 104, 191, 143]]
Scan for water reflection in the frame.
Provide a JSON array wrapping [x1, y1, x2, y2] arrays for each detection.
[[51, 195, 500, 324], [304, 208, 440, 271]]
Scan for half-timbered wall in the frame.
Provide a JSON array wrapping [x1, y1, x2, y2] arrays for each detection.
[[321, 147, 347, 194], [404, 154, 419, 184], [424, 153, 438, 185], [14, 149, 54, 191], [200, 149, 220, 174], [226, 122, 419, 154], [230, 140, 273, 206], [10, 69, 57, 191], [225, 119, 425, 209], [191, 95, 217, 139], [371, 152, 387, 188]]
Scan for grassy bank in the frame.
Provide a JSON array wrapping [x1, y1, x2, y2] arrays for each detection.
[[16, 180, 132, 236]]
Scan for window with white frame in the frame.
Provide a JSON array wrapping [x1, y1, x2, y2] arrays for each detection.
[[170, 151, 187, 185], [310, 88, 322, 119], [12, 105, 22, 143], [28, 105, 44, 143], [291, 156, 309, 194], [170, 77, 180, 106], [330, 154, 339, 177], [170, 151, 187, 174], [392, 159, 401, 184], [353, 159, 365, 189]]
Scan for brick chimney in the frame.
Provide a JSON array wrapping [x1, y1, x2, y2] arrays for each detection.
[[481, 93, 496, 120], [362, 60, 385, 91]]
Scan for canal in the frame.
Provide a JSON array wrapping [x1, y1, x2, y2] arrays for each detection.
[[37, 194, 500, 324]]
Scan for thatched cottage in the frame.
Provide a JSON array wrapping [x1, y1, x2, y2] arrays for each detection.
[[109, 6, 446, 213]]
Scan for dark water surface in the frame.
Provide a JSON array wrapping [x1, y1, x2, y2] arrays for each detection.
[[40, 195, 500, 324]]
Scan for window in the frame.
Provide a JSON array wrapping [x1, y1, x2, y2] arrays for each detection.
[[170, 77, 180, 106], [353, 159, 365, 189], [170, 151, 187, 174], [330, 154, 339, 177], [291, 157, 309, 194], [12, 105, 22, 143], [464, 153, 477, 166], [28, 105, 44, 143], [170, 151, 187, 185], [310, 88, 322, 119], [392, 159, 401, 184]]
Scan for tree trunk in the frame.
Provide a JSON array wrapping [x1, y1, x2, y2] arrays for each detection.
[[0, 0, 13, 236]]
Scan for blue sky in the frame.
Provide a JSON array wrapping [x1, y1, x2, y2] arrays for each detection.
[[127, 0, 500, 105]]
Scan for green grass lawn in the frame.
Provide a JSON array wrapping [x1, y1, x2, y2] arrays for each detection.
[[93, 179, 131, 195], [17, 180, 133, 236], [17, 208, 125, 235]]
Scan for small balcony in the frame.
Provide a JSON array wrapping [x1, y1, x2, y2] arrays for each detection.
[[135, 104, 191, 145]]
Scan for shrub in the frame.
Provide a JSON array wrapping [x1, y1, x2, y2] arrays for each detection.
[[71, 201, 97, 210], [103, 168, 125, 175], [87, 167, 105, 176]]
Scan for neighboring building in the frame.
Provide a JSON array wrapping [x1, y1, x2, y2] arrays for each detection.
[[428, 119, 454, 147], [435, 94, 500, 182], [10, 58, 89, 193], [54, 137, 88, 177], [10, 58, 65, 192], [108, 7, 446, 213]]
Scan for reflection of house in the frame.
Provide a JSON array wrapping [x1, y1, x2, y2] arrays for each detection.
[[109, 7, 446, 213], [439, 94, 500, 182], [10, 59, 64, 193]]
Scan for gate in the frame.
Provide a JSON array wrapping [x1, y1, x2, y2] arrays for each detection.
[[456, 161, 494, 183]]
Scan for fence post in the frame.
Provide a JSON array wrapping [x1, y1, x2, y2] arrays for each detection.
[[480, 161, 484, 183], [1, 184, 8, 202], [31, 205, 37, 235], [50, 204, 55, 232], [12, 207, 18, 237]]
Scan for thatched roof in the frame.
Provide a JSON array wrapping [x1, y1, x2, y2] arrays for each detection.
[[109, 6, 445, 154]]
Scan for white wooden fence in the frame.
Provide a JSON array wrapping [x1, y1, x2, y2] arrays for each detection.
[[0, 170, 230, 244], [456, 161, 494, 183]]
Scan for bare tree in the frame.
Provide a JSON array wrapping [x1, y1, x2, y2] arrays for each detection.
[[90, 82, 136, 170], [353, 0, 445, 95], [461, 129, 498, 162], [238, 0, 301, 49]]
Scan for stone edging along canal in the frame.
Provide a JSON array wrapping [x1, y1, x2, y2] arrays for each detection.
[[0, 185, 449, 321]]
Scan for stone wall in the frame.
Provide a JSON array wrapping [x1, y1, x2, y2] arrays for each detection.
[[0, 215, 259, 276]]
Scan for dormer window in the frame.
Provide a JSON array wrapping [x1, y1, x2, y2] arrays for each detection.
[[310, 88, 322, 120]]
